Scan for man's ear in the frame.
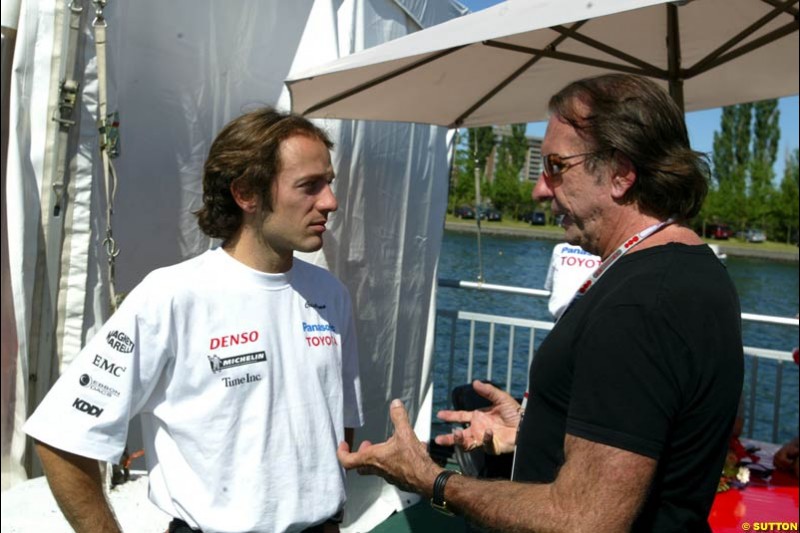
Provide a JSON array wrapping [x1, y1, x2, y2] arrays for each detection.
[[230, 179, 259, 213], [610, 153, 636, 200]]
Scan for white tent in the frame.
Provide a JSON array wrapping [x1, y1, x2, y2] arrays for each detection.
[[0, 1, 467, 530]]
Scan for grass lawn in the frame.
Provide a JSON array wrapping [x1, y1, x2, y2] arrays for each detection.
[[445, 214, 798, 253], [446, 213, 562, 233], [706, 237, 798, 253]]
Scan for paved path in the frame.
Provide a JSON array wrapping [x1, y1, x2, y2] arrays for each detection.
[[444, 221, 799, 263]]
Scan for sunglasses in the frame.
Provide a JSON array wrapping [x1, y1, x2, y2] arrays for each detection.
[[541, 150, 610, 183]]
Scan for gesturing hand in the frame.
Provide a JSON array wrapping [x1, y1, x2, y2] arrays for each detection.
[[773, 437, 799, 474], [434, 380, 521, 455], [337, 399, 440, 496]]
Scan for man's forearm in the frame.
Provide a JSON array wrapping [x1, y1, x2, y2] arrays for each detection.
[[338, 404, 651, 532], [444, 475, 565, 533], [36, 441, 122, 533], [433, 436, 653, 533]]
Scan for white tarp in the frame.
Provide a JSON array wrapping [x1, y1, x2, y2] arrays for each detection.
[[1, 0, 21, 29], [1, 1, 463, 530]]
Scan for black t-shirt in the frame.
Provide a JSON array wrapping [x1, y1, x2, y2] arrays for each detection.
[[514, 244, 744, 532]]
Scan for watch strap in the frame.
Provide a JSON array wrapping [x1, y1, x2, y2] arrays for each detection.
[[430, 470, 460, 515]]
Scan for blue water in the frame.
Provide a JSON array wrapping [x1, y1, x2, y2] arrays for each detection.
[[432, 230, 799, 444]]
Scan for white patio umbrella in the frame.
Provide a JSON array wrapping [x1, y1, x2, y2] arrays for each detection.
[[286, 0, 799, 127]]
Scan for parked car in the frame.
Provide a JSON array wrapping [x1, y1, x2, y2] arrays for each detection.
[[481, 206, 502, 221], [740, 228, 767, 243], [516, 210, 546, 225], [516, 210, 534, 223], [704, 223, 732, 240], [454, 205, 476, 219]]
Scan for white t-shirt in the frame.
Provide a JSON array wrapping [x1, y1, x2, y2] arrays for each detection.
[[543, 243, 602, 320], [25, 248, 364, 533]]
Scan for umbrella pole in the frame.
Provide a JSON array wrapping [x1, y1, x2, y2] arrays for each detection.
[[667, 3, 685, 112], [473, 134, 484, 283]]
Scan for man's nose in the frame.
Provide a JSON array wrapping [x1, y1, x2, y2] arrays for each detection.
[[532, 173, 552, 202], [319, 184, 338, 213]]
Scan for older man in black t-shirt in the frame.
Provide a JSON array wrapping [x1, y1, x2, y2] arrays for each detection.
[[336, 74, 743, 533]]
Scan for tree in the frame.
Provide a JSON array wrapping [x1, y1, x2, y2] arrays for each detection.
[[453, 127, 495, 209], [518, 180, 535, 212], [773, 148, 799, 243], [748, 100, 780, 229], [491, 143, 520, 211], [709, 101, 786, 235], [490, 124, 529, 213], [727, 104, 752, 229], [507, 124, 529, 173], [450, 124, 532, 215], [449, 137, 476, 211], [710, 107, 741, 225], [466, 126, 495, 180]]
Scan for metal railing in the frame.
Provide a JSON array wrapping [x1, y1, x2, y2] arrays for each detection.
[[434, 279, 799, 444]]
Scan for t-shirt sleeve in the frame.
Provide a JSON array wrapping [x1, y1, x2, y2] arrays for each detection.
[[565, 304, 685, 459], [544, 247, 558, 292], [340, 290, 364, 429], [24, 277, 171, 462]]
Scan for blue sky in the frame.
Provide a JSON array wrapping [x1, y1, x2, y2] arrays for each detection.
[[457, 0, 799, 179]]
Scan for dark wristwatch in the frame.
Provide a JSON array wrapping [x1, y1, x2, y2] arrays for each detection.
[[430, 470, 461, 515]]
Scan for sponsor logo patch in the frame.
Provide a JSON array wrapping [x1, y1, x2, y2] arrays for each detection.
[[208, 351, 267, 374], [304, 301, 327, 310], [302, 322, 336, 333], [209, 330, 259, 350], [306, 334, 338, 347], [221, 373, 262, 388], [73, 397, 104, 417], [79, 374, 121, 398], [92, 355, 127, 377], [106, 330, 135, 353], [559, 256, 601, 268]]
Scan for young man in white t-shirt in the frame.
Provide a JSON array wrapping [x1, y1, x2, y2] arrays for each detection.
[[24, 109, 364, 533], [543, 242, 602, 319]]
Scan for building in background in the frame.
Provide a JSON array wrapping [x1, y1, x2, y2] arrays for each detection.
[[484, 125, 543, 183]]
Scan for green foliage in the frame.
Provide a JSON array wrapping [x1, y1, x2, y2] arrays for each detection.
[[449, 127, 494, 210], [712, 107, 735, 187], [467, 127, 495, 177], [705, 99, 795, 242], [491, 124, 528, 212], [450, 124, 533, 217], [748, 100, 780, 226], [508, 124, 529, 170], [773, 148, 799, 243], [752, 101, 780, 168], [448, 101, 797, 240], [518, 181, 536, 212], [448, 137, 476, 211], [492, 144, 519, 210], [710, 105, 751, 228]]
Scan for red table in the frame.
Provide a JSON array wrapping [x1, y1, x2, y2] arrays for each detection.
[[709, 441, 799, 532]]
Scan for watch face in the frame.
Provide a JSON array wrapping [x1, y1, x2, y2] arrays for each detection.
[[430, 500, 455, 516]]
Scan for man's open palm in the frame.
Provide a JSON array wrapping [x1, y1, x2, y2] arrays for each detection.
[[434, 380, 521, 455]]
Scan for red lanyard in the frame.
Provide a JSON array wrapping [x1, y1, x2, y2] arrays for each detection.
[[563, 218, 675, 317]]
